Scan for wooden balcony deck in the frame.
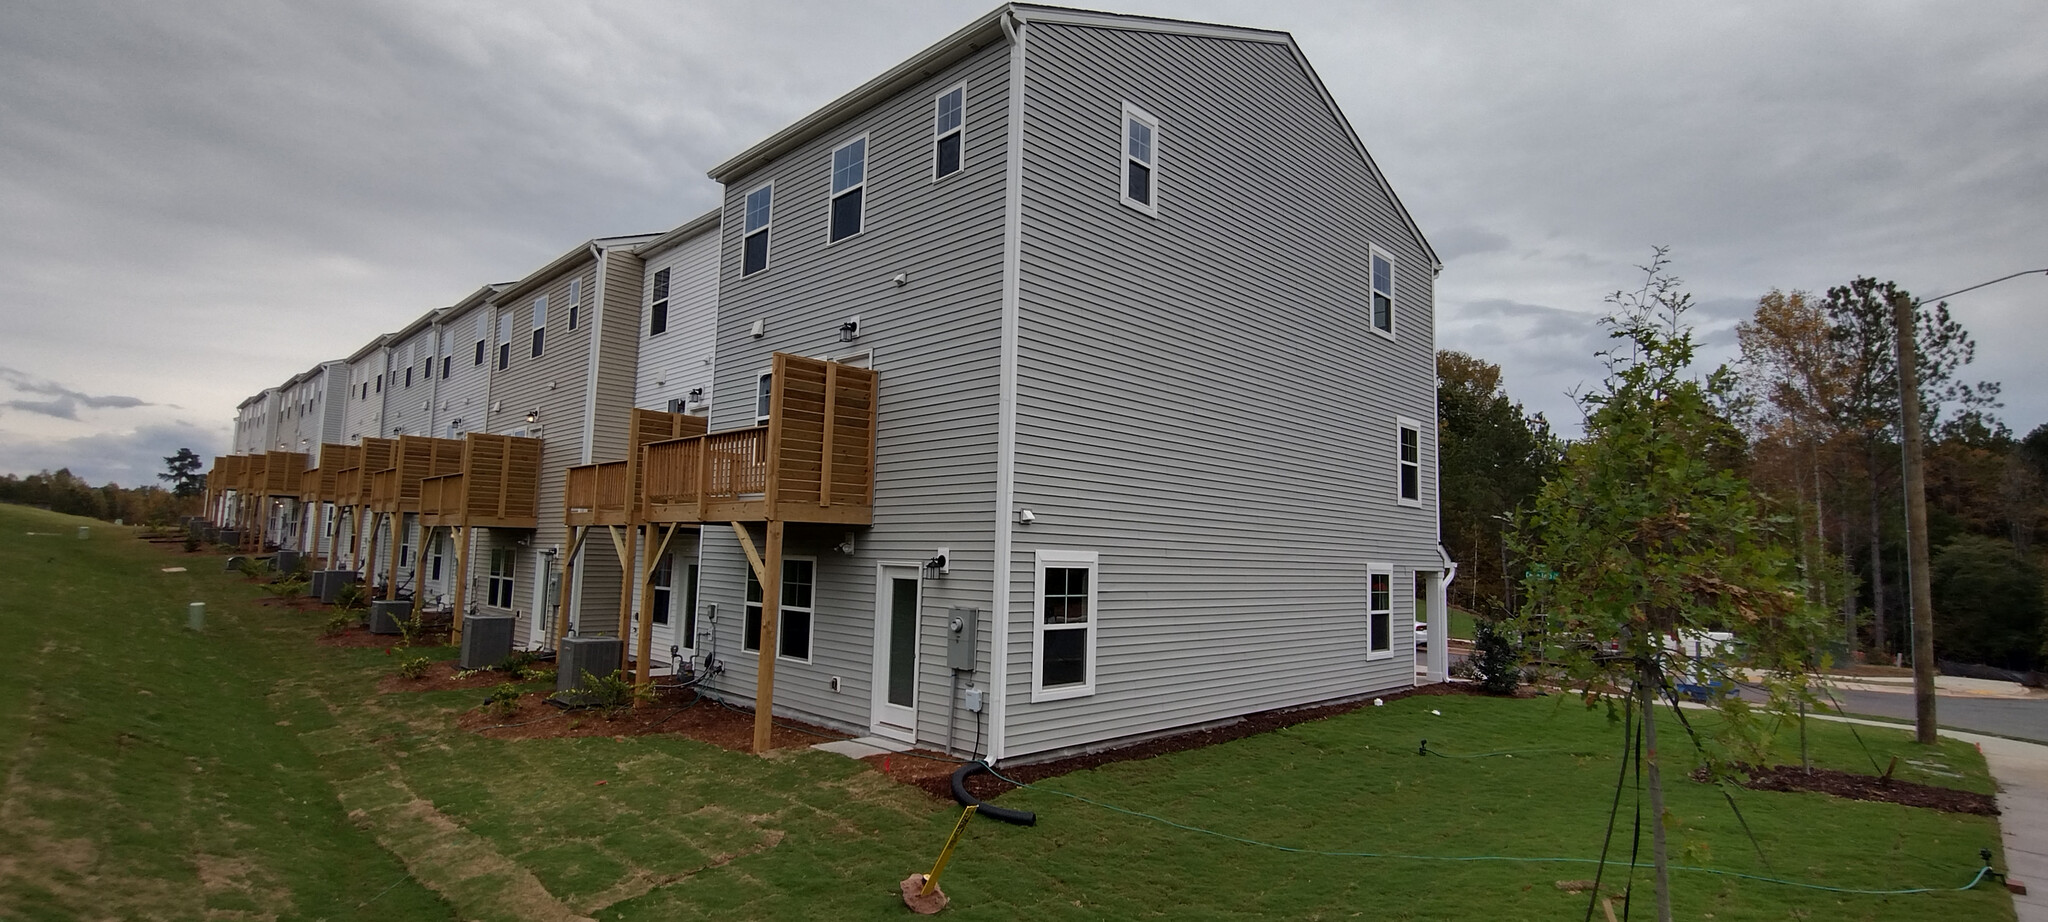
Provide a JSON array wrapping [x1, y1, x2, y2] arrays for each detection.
[[300, 444, 359, 503], [258, 451, 308, 496], [563, 408, 707, 527], [335, 438, 395, 508], [642, 353, 876, 526], [367, 436, 464, 513], [419, 433, 544, 529]]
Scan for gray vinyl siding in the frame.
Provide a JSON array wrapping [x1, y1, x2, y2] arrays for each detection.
[[388, 326, 439, 438], [344, 350, 386, 442], [433, 302, 493, 438], [999, 23, 1438, 758], [634, 226, 719, 411], [317, 364, 348, 453], [701, 41, 1010, 741]]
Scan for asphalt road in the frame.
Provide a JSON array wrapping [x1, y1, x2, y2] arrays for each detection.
[[1821, 687, 2048, 745]]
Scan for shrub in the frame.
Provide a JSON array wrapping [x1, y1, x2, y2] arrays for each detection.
[[333, 582, 368, 611], [547, 669, 648, 715], [498, 649, 543, 672], [322, 611, 357, 636], [270, 578, 308, 602], [236, 558, 268, 580], [398, 656, 433, 680], [182, 535, 200, 553], [482, 683, 522, 719], [1471, 616, 1523, 695]]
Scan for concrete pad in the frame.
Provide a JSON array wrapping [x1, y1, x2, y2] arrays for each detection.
[[812, 735, 912, 760]]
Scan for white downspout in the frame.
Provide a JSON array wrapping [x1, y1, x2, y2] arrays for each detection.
[[986, 7, 1027, 765]]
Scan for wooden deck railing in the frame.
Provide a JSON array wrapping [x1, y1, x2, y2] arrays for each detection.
[[418, 434, 542, 529], [564, 460, 630, 525]]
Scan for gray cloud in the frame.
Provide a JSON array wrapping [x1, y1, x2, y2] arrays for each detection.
[[0, 421, 226, 487], [1, 0, 2045, 449], [0, 366, 156, 420]]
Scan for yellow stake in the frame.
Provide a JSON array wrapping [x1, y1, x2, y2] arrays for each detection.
[[920, 804, 979, 897]]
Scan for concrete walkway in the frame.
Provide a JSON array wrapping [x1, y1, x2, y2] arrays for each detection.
[[1807, 712, 2046, 920], [1820, 673, 2047, 700]]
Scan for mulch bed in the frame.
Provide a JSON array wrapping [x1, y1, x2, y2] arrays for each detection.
[[453, 684, 851, 752], [1692, 763, 1999, 816], [899, 682, 1503, 803], [317, 623, 452, 649], [376, 659, 539, 693]]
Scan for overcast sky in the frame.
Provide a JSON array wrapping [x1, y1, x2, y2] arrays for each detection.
[[3, 0, 2044, 485]]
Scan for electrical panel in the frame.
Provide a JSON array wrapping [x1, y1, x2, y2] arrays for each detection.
[[947, 606, 978, 672]]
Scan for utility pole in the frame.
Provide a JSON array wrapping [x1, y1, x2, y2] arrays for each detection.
[[1894, 269, 2047, 745], [1890, 290, 1937, 745]]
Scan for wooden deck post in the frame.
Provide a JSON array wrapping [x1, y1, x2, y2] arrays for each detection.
[[450, 525, 469, 646], [385, 513, 404, 602], [363, 513, 381, 594], [555, 526, 586, 651], [634, 522, 682, 706], [617, 525, 639, 677], [753, 520, 784, 753]]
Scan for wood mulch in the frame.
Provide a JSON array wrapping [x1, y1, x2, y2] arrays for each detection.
[[900, 682, 1501, 803], [1691, 763, 1999, 816], [317, 622, 451, 649], [375, 658, 534, 693], [453, 683, 850, 752]]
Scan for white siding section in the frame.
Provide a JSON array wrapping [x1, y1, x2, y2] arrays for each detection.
[[634, 226, 720, 412]]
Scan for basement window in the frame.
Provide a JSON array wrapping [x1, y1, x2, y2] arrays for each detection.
[[743, 557, 815, 662], [489, 549, 515, 608], [1368, 565, 1392, 657], [1033, 549, 1098, 700]]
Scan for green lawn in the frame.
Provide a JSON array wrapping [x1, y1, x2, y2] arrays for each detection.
[[0, 504, 2015, 920]]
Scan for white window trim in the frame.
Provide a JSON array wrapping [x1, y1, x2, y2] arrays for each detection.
[[826, 132, 869, 245], [1395, 415, 1423, 508], [742, 555, 817, 663], [1368, 243, 1397, 341], [1367, 562, 1394, 659], [567, 277, 582, 330], [649, 266, 671, 336], [741, 181, 775, 277], [488, 548, 516, 610], [754, 370, 773, 424], [1119, 102, 1160, 217], [1031, 548, 1099, 702], [932, 82, 966, 182]]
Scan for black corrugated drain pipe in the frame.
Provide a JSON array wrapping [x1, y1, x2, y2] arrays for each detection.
[[950, 761, 1036, 826]]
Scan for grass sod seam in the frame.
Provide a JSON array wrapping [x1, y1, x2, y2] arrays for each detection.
[[975, 762, 1998, 897]]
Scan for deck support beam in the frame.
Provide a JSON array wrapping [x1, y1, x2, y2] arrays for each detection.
[[450, 525, 469, 646], [556, 526, 589, 651], [735, 520, 784, 754]]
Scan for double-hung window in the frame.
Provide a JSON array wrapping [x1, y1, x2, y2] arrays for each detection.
[[1370, 245, 1395, 337], [754, 372, 773, 423], [829, 135, 867, 243], [652, 554, 673, 625], [488, 548, 515, 608], [1396, 417, 1422, 505], [441, 332, 453, 379], [933, 84, 964, 179], [473, 313, 488, 366], [743, 557, 815, 661], [404, 343, 414, 388], [1367, 565, 1393, 657], [742, 184, 773, 276], [567, 278, 581, 331], [497, 312, 513, 370], [649, 267, 670, 336], [530, 297, 547, 358], [1121, 103, 1159, 215], [1033, 549, 1098, 700]]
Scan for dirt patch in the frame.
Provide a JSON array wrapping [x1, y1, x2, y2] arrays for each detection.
[[455, 684, 849, 752], [893, 682, 1501, 802], [1692, 763, 1999, 816], [376, 659, 543, 693]]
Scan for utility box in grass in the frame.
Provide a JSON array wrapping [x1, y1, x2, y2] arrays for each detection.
[[367, 600, 411, 635], [273, 549, 301, 573], [556, 636, 623, 694], [217, 528, 240, 546], [460, 614, 516, 670]]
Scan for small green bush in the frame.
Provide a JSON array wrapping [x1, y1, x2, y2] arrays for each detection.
[[1471, 616, 1523, 696], [321, 611, 357, 636], [482, 683, 522, 719], [547, 669, 648, 715], [398, 656, 433, 680], [236, 558, 268, 580], [270, 578, 308, 601], [182, 535, 201, 553], [333, 582, 368, 611]]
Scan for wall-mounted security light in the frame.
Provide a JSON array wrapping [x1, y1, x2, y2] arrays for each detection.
[[839, 317, 861, 342], [925, 547, 950, 576], [836, 533, 857, 556], [525, 408, 540, 424]]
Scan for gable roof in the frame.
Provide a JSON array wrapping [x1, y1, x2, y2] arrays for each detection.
[[494, 234, 662, 305], [706, 3, 1436, 269]]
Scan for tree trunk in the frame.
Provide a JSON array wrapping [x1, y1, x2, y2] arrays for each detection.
[[1641, 663, 1674, 922], [1842, 517, 1857, 652]]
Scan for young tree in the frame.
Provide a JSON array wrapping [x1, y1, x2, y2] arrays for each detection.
[[1516, 250, 1827, 922], [159, 448, 206, 498]]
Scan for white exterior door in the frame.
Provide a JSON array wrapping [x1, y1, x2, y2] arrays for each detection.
[[870, 565, 922, 741]]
